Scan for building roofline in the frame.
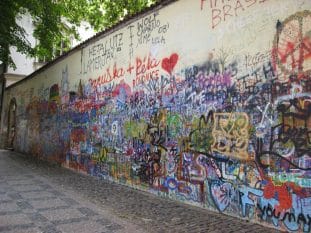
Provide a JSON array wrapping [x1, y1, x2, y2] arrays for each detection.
[[6, 0, 177, 90]]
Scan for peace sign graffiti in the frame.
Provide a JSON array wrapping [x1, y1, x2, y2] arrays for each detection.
[[272, 11, 311, 78]]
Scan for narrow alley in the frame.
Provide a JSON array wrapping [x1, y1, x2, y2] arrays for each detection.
[[0, 150, 279, 233]]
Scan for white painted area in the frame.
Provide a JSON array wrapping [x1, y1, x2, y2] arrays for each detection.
[[7, 13, 36, 76], [72, 21, 95, 47], [5, 13, 95, 87]]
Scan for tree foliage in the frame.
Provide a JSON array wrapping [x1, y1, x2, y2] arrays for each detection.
[[86, 0, 156, 31], [0, 0, 156, 69]]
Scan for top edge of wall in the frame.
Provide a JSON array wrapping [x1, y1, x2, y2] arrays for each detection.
[[6, 0, 178, 90]]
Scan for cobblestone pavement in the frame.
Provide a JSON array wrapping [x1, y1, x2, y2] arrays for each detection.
[[0, 150, 143, 233], [0, 150, 282, 233]]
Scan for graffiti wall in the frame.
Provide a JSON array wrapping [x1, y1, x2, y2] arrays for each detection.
[[1, 0, 311, 231]]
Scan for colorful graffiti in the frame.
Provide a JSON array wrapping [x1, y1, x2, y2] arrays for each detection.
[[3, 5, 311, 233]]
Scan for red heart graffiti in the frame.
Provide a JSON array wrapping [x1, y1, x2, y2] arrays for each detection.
[[162, 53, 179, 75]]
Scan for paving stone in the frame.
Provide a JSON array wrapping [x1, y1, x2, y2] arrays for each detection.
[[96, 218, 113, 226], [0, 202, 20, 212], [0, 223, 35, 232], [7, 193, 23, 200], [0, 213, 33, 226], [4, 177, 31, 182], [16, 201, 34, 209], [60, 197, 79, 205], [0, 194, 12, 202], [37, 205, 71, 212], [51, 216, 89, 225], [56, 220, 105, 233], [0, 184, 12, 191], [28, 212, 49, 222], [6, 179, 40, 186], [0, 210, 21, 215], [40, 207, 86, 222], [20, 190, 56, 199], [77, 207, 99, 216], [105, 223, 123, 232], [6, 227, 42, 233], [12, 184, 44, 192], [49, 190, 63, 196], [28, 198, 68, 210], [0, 200, 13, 204], [39, 184, 53, 190], [39, 225, 62, 233], [21, 208, 37, 214], [24, 196, 58, 202]]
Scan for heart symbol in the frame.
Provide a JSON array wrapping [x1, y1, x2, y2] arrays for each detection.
[[210, 180, 235, 212], [161, 53, 179, 75]]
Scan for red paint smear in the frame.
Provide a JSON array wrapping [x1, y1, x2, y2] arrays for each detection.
[[263, 178, 304, 213], [71, 129, 86, 143], [271, 35, 311, 74], [112, 81, 131, 98], [161, 53, 179, 75], [92, 125, 99, 133]]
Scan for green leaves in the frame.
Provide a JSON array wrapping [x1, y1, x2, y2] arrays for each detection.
[[84, 0, 157, 31], [0, 0, 156, 69], [0, 0, 32, 68]]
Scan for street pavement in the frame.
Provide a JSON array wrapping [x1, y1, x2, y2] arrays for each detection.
[[0, 150, 281, 233]]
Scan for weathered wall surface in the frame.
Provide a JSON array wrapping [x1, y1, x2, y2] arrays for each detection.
[[1, 0, 311, 231]]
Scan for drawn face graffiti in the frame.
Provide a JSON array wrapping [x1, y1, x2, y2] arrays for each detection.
[[112, 121, 118, 136]]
